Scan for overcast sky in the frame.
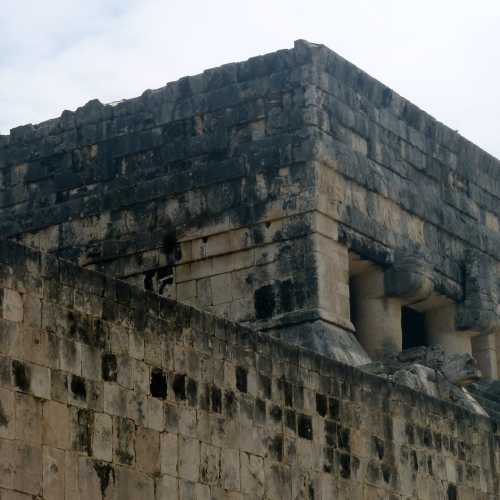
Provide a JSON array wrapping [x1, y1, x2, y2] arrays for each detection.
[[1, 0, 499, 158]]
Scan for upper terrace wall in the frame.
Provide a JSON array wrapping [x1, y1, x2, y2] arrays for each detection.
[[0, 45, 327, 344], [304, 43, 500, 305], [0, 238, 499, 499], [1, 40, 499, 365]]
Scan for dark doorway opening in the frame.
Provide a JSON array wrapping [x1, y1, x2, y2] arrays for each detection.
[[401, 306, 428, 350]]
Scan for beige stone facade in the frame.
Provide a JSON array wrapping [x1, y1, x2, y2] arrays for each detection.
[[0, 240, 499, 499]]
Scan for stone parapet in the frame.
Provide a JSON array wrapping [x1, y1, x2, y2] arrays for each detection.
[[1, 239, 500, 499]]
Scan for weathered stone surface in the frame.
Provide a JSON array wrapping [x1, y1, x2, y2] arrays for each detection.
[[0, 239, 498, 499], [3, 39, 500, 499]]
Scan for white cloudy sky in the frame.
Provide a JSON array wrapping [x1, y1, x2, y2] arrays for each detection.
[[1, 0, 499, 158]]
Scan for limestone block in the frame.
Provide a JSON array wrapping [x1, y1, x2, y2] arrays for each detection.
[[177, 406, 197, 438], [155, 474, 178, 500], [0, 438, 15, 489], [135, 427, 160, 474], [43, 400, 70, 449], [0, 489, 35, 499], [178, 436, 200, 482], [1, 289, 23, 323], [221, 448, 240, 491], [15, 392, 42, 446], [160, 432, 178, 476], [0, 319, 17, 356], [211, 273, 233, 305], [81, 345, 102, 381], [92, 413, 112, 462], [116, 355, 132, 389], [18, 327, 50, 367], [23, 295, 41, 329], [177, 280, 196, 302], [43, 446, 65, 500], [240, 452, 264, 496], [129, 328, 145, 360], [0, 388, 14, 439], [14, 442, 42, 495], [199, 442, 220, 485], [194, 483, 210, 500], [103, 382, 128, 418], [113, 417, 135, 466], [77, 457, 105, 500], [264, 462, 291, 500], [64, 451, 79, 500], [59, 338, 82, 376]]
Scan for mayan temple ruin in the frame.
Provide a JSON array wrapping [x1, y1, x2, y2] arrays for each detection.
[[1, 39, 500, 499]]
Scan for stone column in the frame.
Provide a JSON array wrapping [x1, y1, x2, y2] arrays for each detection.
[[425, 304, 476, 355], [472, 333, 498, 380], [351, 266, 404, 358]]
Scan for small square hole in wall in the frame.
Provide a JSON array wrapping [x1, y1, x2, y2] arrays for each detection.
[[401, 306, 428, 350]]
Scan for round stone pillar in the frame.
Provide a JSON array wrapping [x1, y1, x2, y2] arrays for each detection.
[[351, 267, 404, 358], [425, 304, 475, 355]]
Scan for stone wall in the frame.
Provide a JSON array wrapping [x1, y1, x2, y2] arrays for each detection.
[[1, 40, 500, 368], [1, 238, 499, 499]]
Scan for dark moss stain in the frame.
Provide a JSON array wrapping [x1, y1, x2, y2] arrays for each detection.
[[423, 428, 433, 448], [269, 435, 283, 462], [252, 226, 265, 245], [282, 379, 293, 407], [235, 366, 248, 393], [298, 414, 313, 440], [381, 464, 391, 484], [67, 310, 78, 338], [325, 420, 337, 447], [258, 373, 272, 400], [285, 409, 296, 432], [116, 449, 133, 466], [373, 436, 384, 460], [447, 484, 457, 500], [144, 270, 155, 291], [173, 374, 186, 401], [93, 319, 108, 349], [405, 423, 415, 445], [93, 462, 115, 496], [77, 409, 93, 455], [211, 386, 222, 413], [308, 482, 315, 500], [337, 427, 350, 451], [315, 393, 327, 417], [328, 398, 340, 420], [270, 405, 282, 423], [411, 450, 418, 471], [324, 447, 334, 473], [255, 398, 266, 424], [150, 368, 168, 399], [102, 353, 118, 382], [427, 456, 434, 475], [279, 279, 294, 312], [367, 461, 381, 482], [71, 375, 87, 401], [434, 432, 442, 451], [0, 401, 8, 428], [12, 360, 30, 392], [199, 385, 210, 411], [339, 453, 351, 479], [224, 391, 237, 418], [254, 284, 275, 320], [186, 378, 198, 406]]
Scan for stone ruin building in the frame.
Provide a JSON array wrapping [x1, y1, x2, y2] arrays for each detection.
[[1, 40, 500, 499]]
